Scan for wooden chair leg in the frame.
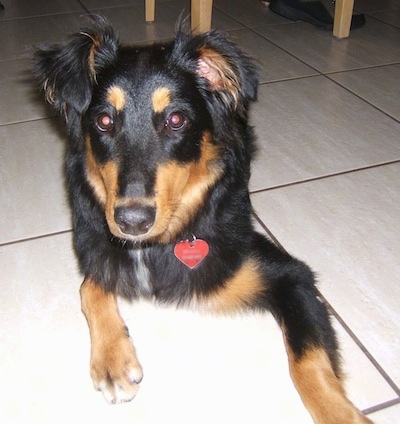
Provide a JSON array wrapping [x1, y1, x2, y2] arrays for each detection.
[[145, 0, 155, 22], [333, 0, 354, 38], [145, 0, 213, 32], [191, 0, 213, 34]]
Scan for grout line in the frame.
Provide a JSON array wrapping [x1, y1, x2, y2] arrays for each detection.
[[362, 397, 400, 416], [76, 0, 90, 14], [250, 213, 400, 400], [325, 74, 400, 124], [250, 159, 400, 194], [325, 296, 400, 397], [251, 209, 286, 251], [0, 230, 72, 248]]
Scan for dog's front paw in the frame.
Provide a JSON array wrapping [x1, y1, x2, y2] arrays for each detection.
[[90, 334, 143, 404]]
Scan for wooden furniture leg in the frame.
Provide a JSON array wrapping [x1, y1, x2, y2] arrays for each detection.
[[145, 0, 155, 22], [191, 0, 213, 34], [333, 0, 354, 38], [145, 0, 213, 33]]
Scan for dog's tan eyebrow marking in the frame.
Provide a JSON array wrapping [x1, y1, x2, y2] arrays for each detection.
[[107, 85, 126, 112], [152, 87, 171, 113]]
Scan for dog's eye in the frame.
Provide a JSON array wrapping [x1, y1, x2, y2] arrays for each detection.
[[165, 112, 187, 131], [95, 114, 114, 133]]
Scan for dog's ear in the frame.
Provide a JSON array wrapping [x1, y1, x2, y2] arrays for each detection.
[[172, 28, 259, 114], [34, 19, 118, 119]]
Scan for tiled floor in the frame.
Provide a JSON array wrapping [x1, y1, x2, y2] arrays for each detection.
[[0, 0, 399, 422]]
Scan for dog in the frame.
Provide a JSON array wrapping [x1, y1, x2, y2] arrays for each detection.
[[34, 18, 371, 423]]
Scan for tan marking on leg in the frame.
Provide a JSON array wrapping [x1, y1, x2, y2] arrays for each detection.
[[287, 347, 372, 423], [80, 278, 143, 404], [152, 87, 171, 113], [107, 85, 126, 112], [201, 258, 265, 314], [150, 132, 222, 242]]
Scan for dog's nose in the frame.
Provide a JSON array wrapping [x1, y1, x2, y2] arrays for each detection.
[[114, 204, 156, 236]]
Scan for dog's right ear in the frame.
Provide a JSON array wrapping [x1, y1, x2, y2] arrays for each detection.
[[34, 19, 118, 120]]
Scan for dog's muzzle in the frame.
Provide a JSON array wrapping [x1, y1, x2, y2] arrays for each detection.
[[114, 204, 156, 236]]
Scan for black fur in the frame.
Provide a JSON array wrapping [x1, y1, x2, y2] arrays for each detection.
[[34, 15, 337, 372], [33, 18, 368, 420]]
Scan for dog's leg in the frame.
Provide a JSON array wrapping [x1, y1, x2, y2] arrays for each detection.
[[268, 264, 373, 423], [206, 253, 371, 422], [285, 344, 372, 423], [80, 278, 143, 404]]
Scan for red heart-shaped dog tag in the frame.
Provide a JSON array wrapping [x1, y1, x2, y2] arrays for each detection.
[[174, 239, 209, 269]]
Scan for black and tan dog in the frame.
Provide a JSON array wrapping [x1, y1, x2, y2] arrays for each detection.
[[34, 18, 371, 423]]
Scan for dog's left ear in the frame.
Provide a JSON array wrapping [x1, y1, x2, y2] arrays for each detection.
[[173, 29, 259, 114], [33, 18, 118, 123]]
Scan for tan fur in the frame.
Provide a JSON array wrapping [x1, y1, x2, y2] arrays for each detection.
[[107, 85, 126, 111], [194, 259, 265, 314], [85, 137, 107, 204], [80, 278, 143, 403], [83, 33, 101, 82], [287, 347, 373, 423], [198, 48, 240, 107], [152, 87, 171, 113], [85, 137, 123, 238], [150, 131, 222, 243], [201, 258, 265, 313]]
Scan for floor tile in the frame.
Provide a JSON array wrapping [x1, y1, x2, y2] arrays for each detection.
[[0, 58, 54, 125], [214, 0, 290, 28], [254, 18, 400, 73], [227, 28, 318, 84], [249, 77, 400, 191], [332, 320, 397, 411], [330, 64, 400, 121], [0, 120, 71, 244], [81, 0, 142, 9], [251, 163, 400, 388], [0, 0, 84, 20], [369, 10, 400, 29], [369, 402, 400, 423], [87, 1, 243, 43], [355, 0, 400, 14], [0, 13, 87, 61]]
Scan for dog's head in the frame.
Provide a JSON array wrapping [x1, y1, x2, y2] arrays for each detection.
[[34, 18, 259, 243]]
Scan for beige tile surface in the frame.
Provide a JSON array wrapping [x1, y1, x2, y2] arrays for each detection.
[[0, 120, 71, 244], [214, 0, 289, 28], [251, 163, 400, 388], [369, 403, 400, 423], [0, 13, 86, 60], [0, 0, 84, 20], [329, 64, 400, 121], [228, 28, 318, 84], [370, 10, 400, 28], [0, 59, 53, 125], [250, 77, 400, 191], [254, 19, 400, 73]]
